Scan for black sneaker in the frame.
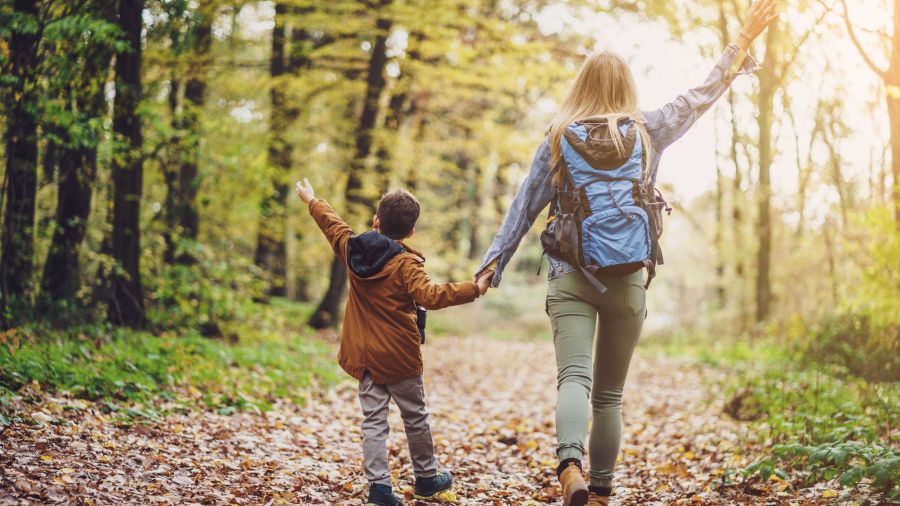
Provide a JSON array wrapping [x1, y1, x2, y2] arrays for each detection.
[[413, 470, 453, 500], [365, 483, 403, 506]]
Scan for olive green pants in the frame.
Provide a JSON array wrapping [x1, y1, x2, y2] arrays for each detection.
[[547, 270, 646, 489]]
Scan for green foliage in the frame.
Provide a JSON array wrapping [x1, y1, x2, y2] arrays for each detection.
[[145, 242, 267, 332], [798, 311, 899, 382], [0, 301, 340, 415], [715, 346, 899, 497]]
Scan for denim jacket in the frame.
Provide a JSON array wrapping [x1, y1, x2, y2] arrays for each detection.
[[477, 44, 759, 286]]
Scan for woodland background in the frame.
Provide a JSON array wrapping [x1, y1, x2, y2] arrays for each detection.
[[0, 0, 897, 502]]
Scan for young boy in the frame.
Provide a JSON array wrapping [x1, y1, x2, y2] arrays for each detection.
[[295, 178, 492, 506]]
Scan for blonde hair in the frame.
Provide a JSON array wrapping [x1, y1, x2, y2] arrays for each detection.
[[548, 51, 652, 176]]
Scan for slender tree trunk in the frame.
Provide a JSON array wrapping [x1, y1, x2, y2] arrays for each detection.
[[0, 0, 40, 319], [754, 24, 778, 323], [713, 6, 728, 310], [163, 75, 180, 264], [254, 2, 289, 297], [888, 95, 900, 224], [173, 7, 211, 264], [405, 114, 428, 190], [714, 154, 726, 309], [823, 128, 849, 227], [374, 31, 421, 193], [374, 91, 407, 192], [40, 0, 117, 304], [344, 5, 392, 220], [309, 0, 392, 329], [466, 151, 482, 260], [255, 3, 312, 298], [890, 0, 900, 224], [109, 0, 146, 327]]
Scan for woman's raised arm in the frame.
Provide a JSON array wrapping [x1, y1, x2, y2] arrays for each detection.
[[641, 0, 778, 152]]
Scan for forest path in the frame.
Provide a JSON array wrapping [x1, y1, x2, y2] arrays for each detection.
[[2, 336, 823, 505]]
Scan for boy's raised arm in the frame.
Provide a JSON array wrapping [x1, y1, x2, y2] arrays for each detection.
[[296, 178, 353, 263], [400, 259, 485, 310]]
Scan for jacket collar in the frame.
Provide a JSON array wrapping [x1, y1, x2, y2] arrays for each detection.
[[399, 241, 425, 262]]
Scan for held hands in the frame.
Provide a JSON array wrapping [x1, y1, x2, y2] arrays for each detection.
[[475, 270, 494, 296], [295, 178, 315, 204], [738, 0, 779, 49]]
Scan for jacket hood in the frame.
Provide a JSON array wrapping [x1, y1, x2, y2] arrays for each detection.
[[347, 231, 406, 278]]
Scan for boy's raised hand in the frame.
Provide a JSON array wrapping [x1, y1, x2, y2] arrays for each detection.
[[476, 270, 494, 295], [295, 178, 315, 204]]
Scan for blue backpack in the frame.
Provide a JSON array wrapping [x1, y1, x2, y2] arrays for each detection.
[[540, 116, 671, 293]]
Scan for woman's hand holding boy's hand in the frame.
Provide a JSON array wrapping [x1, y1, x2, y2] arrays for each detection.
[[295, 178, 316, 204], [476, 270, 494, 295]]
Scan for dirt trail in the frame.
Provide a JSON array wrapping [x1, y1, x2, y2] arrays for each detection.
[[1, 336, 828, 505]]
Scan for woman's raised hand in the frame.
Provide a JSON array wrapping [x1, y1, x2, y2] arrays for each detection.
[[736, 0, 779, 50]]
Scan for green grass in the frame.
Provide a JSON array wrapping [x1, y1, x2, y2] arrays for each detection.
[[0, 299, 341, 421]]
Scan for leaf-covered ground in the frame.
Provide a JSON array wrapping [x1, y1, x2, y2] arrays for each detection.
[[0, 336, 873, 504]]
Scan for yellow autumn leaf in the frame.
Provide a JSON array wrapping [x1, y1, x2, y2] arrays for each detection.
[[40, 455, 53, 462], [434, 490, 458, 503], [822, 489, 838, 498]]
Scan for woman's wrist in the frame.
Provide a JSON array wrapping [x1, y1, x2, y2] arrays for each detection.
[[733, 30, 753, 52]]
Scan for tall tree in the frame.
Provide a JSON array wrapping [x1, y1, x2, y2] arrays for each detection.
[[309, 0, 393, 328], [40, 0, 119, 305], [754, 22, 778, 322], [255, 3, 313, 297], [0, 0, 41, 320], [108, 0, 145, 327], [841, 0, 900, 225], [163, 1, 212, 265]]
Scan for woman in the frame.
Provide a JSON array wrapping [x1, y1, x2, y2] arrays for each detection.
[[475, 2, 778, 504]]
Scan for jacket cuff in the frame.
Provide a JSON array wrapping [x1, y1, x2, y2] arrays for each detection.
[[725, 43, 760, 78], [468, 281, 481, 300]]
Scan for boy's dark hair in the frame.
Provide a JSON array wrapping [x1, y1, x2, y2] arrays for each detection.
[[377, 189, 420, 240]]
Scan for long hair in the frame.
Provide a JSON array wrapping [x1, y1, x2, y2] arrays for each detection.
[[547, 51, 652, 177]]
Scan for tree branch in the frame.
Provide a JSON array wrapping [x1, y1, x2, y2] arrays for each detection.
[[840, 0, 888, 79], [775, 4, 833, 85]]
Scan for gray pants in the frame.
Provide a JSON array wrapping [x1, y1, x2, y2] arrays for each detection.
[[358, 372, 438, 485]]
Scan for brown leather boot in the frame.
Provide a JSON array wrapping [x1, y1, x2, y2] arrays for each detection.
[[587, 491, 609, 506], [557, 461, 588, 506]]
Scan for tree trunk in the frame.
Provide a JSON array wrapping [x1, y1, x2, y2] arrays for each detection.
[[888, 95, 900, 224], [163, 75, 180, 264], [0, 0, 40, 318], [714, 153, 726, 309], [255, 3, 313, 298], [713, 5, 728, 310], [40, 0, 117, 304], [890, 0, 900, 224], [109, 0, 146, 327], [344, 6, 392, 220], [374, 90, 407, 192], [374, 31, 421, 193], [754, 24, 778, 323], [254, 2, 289, 297], [309, 1, 392, 329], [164, 6, 211, 266]]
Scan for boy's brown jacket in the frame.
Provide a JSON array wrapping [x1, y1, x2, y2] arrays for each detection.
[[309, 199, 480, 384]]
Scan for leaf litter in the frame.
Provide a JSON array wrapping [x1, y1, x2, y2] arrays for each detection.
[[0, 336, 879, 504]]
